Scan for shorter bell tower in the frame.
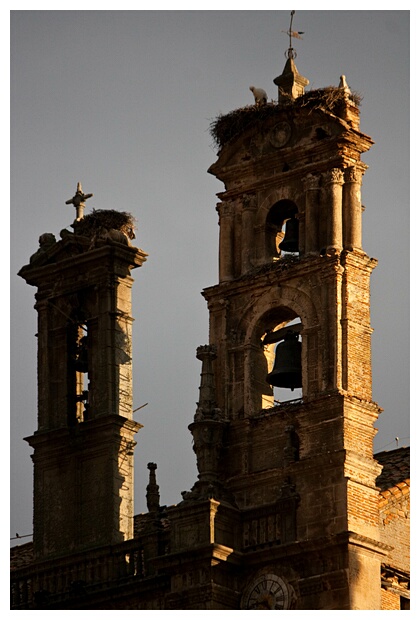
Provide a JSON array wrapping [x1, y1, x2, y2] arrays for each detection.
[[19, 186, 147, 560]]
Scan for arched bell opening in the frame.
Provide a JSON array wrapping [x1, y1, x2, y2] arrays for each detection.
[[265, 319, 303, 405], [251, 308, 303, 410], [266, 200, 299, 261], [67, 311, 91, 425]]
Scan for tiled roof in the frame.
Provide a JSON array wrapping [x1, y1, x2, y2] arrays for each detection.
[[10, 541, 34, 570], [375, 446, 410, 492], [134, 509, 171, 537]]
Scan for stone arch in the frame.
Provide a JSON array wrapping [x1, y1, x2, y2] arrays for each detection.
[[238, 283, 320, 413], [255, 189, 305, 264], [257, 188, 295, 228]]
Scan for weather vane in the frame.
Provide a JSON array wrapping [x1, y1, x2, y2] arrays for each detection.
[[282, 10, 304, 59]]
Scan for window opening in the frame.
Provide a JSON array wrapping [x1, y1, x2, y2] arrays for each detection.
[[67, 320, 90, 425], [262, 318, 302, 405], [266, 200, 299, 260], [279, 216, 299, 254]]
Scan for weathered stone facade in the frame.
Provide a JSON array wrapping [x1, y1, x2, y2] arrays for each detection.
[[11, 58, 409, 610], [18, 208, 146, 560]]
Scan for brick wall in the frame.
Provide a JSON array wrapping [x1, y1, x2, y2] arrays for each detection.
[[381, 588, 400, 610], [379, 482, 410, 571]]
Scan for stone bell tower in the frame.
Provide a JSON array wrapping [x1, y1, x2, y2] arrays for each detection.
[[164, 39, 386, 608], [18, 185, 147, 560]]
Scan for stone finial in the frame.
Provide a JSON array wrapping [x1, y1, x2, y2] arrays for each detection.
[[273, 56, 309, 103], [29, 233, 57, 264], [146, 462, 160, 514], [65, 182, 93, 221]]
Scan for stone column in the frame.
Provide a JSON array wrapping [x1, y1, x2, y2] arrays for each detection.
[[216, 201, 234, 282], [324, 168, 344, 253], [343, 167, 363, 251], [241, 194, 256, 273], [303, 173, 320, 256]]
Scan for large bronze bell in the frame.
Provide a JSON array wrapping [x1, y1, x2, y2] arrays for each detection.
[[266, 331, 302, 390], [279, 216, 299, 253]]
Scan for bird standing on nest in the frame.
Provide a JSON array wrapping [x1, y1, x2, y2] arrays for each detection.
[[249, 85, 268, 106]]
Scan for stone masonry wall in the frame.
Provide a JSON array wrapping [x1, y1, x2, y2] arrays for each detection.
[[379, 483, 410, 571]]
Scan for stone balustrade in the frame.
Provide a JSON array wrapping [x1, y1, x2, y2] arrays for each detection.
[[11, 537, 145, 609]]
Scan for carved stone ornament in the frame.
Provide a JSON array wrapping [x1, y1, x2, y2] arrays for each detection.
[[29, 233, 57, 265], [324, 168, 344, 185], [270, 121, 292, 148], [216, 201, 234, 219], [241, 573, 295, 610], [345, 166, 362, 184], [302, 173, 320, 192], [242, 194, 257, 210]]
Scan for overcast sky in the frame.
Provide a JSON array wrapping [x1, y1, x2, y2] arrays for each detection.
[[10, 9, 410, 545]]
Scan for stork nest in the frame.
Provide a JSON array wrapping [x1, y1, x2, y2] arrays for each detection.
[[209, 86, 362, 149], [72, 209, 136, 238]]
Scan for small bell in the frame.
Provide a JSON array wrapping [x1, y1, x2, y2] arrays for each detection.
[[279, 216, 299, 253], [266, 331, 302, 390]]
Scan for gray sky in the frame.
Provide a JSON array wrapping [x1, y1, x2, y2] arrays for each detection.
[[10, 10, 410, 544]]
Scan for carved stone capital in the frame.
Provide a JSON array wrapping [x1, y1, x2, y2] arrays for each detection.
[[216, 200, 234, 218], [196, 344, 217, 361], [242, 193, 257, 211], [344, 166, 363, 184], [324, 168, 344, 186], [302, 173, 320, 192]]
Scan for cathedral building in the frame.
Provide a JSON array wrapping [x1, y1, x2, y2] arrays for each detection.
[[11, 43, 409, 610]]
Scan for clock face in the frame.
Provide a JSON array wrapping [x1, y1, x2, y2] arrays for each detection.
[[241, 573, 290, 610]]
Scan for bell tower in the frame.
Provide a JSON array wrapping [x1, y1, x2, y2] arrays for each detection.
[[165, 27, 386, 607], [18, 187, 147, 560]]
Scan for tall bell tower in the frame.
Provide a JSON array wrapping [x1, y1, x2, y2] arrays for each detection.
[[18, 187, 147, 560], [164, 29, 386, 608]]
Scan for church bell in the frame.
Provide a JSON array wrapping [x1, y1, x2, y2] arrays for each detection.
[[279, 216, 299, 253], [266, 331, 302, 390]]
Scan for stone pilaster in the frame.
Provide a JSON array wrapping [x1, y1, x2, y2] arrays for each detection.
[[303, 173, 320, 256], [217, 201, 234, 282], [241, 194, 256, 273]]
